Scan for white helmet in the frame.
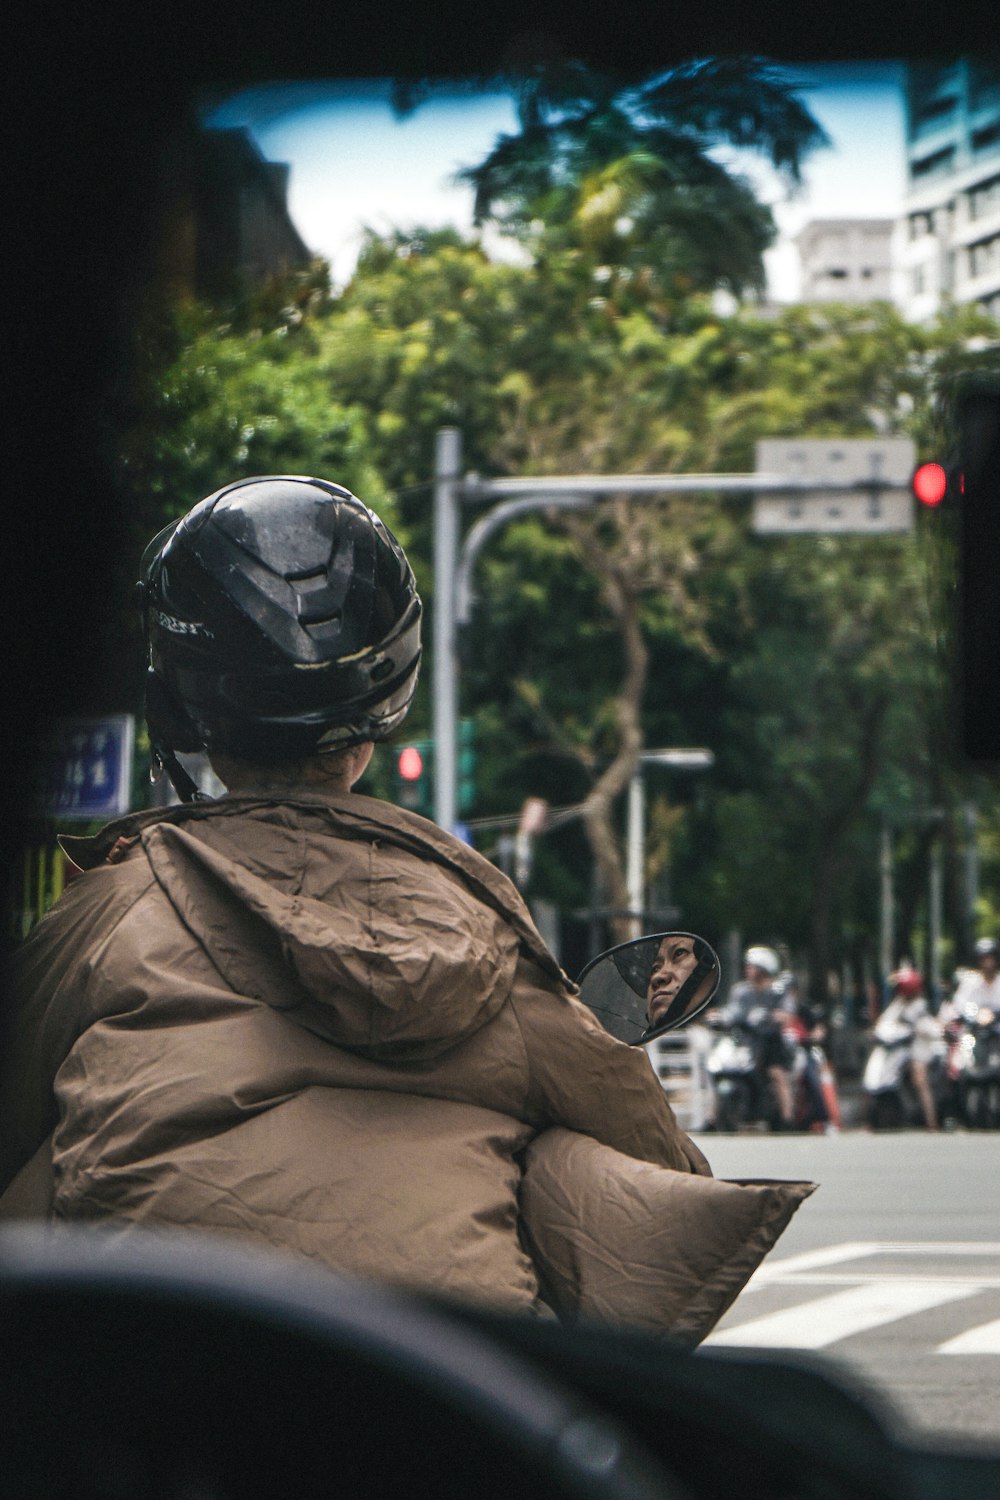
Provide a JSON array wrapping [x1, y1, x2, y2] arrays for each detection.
[[744, 945, 780, 977]]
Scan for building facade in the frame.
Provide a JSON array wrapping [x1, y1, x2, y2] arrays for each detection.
[[795, 219, 895, 303], [156, 123, 313, 301], [898, 58, 1000, 322]]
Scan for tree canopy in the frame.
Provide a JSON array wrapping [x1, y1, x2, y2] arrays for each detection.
[[456, 57, 830, 300], [114, 211, 1000, 1000], [107, 55, 1000, 1000]]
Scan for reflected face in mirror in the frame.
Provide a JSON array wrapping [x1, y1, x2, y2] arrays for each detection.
[[577, 931, 721, 1046], [646, 934, 699, 1028]]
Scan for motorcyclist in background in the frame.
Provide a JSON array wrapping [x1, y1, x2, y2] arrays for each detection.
[[871, 967, 941, 1131], [775, 969, 838, 1131], [952, 937, 1000, 1018], [711, 946, 796, 1128]]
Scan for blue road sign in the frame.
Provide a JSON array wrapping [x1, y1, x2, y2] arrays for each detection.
[[39, 715, 136, 821]]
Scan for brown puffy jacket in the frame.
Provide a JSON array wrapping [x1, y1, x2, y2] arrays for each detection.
[[0, 790, 812, 1340]]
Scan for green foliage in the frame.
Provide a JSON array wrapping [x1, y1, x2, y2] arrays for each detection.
[[114, 191, 1000, 992], [457, 57, 830, 300], [122, 286, 391, 529]]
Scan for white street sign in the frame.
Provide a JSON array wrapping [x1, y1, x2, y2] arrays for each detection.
[[753, 491, 914, 534], [753, 438, 916, 534]]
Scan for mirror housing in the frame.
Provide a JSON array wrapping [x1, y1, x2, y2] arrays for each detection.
[[577, 931, 721, 1046]]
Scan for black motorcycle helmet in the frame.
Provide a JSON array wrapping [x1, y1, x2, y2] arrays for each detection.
[[137, 476, 422, 800]]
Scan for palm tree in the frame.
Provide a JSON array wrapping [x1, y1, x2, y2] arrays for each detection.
[[457, 56, 830, 299]]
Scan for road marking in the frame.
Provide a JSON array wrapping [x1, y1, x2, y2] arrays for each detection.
[[713, 1243, 1000, 1353], [750, 1273, 1000, 1289], [748, 1242, 880, 1282], [938, 1320, 1000, 1356], [746, 1241, 1000, 1289], [704, 1281, 979, 1350]]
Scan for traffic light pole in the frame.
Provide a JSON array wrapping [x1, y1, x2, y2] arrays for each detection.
[[433, 427, 462, 833], [432, 426, 915, 834]]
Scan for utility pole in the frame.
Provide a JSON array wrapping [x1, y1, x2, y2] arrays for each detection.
[[929, 842, 943, 1001], [964, 801, 979, 961], [879, 817, 894, 992], [432, 427, 461, 833], [625, 749, 715, 938], [625, 773, 646, 941]]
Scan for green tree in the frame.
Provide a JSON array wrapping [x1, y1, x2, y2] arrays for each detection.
[[460, 293, 998, 984], [457, 57, 830, 301], [116, 222, 1000, 994]]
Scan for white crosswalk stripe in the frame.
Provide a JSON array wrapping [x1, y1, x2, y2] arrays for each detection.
[[938, 1319, 1000, 1355], [701, 1241, 1000, 1355], [704, 1282, 978, 1349]]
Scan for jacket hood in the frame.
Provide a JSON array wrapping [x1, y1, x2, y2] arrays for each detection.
[[61, 793, 569, 1063]]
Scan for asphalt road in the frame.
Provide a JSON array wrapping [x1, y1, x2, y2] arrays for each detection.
[[689, 1130, 1000, 1450]]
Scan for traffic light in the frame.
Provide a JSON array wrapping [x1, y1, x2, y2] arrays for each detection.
[[391, 723, 476, 819], [393, 739, 433, 814], [914, 364, 1000, 761], [912, 461, 953, 508], [953, 372, 1000, 762]]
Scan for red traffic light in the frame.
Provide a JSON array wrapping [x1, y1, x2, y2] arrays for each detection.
[[397, 745, 424, 781], [912, 462, 948, 507]]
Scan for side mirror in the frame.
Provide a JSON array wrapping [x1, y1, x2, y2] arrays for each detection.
[[577, 931, 721, 1046]]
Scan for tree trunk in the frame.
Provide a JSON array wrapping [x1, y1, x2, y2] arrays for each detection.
[[565, 516, 649, 945]]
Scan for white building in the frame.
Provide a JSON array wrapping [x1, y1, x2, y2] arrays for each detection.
[[897, 58, 1000, 322], [795, 219, 895, 303]]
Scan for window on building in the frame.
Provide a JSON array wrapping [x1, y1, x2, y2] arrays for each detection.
[[827, 268, 848, 280], [944, 250, 956, 293], [912, 145, 956, 177], [968, 235, 999, 278], [913, 266, 926, 295], [914, 92, 957, 127], [969, 175, 1000, 220], [972, 120, 1000, 154], [969, 60, 1000, 112]]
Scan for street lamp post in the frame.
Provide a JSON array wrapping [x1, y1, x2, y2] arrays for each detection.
[[626, 749, 715, 938]]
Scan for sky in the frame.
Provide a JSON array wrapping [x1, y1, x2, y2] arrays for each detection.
[[205, 62, 908, 303]]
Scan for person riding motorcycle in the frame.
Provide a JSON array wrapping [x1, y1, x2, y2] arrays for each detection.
[[944, 940, 1000, 1128], [0, 476, 812, 1339], [865, 967, 941, 1131], [774, 970, 840, 1132], [709, 946, 796, 1128], [952, 937, 1000, 1018]]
